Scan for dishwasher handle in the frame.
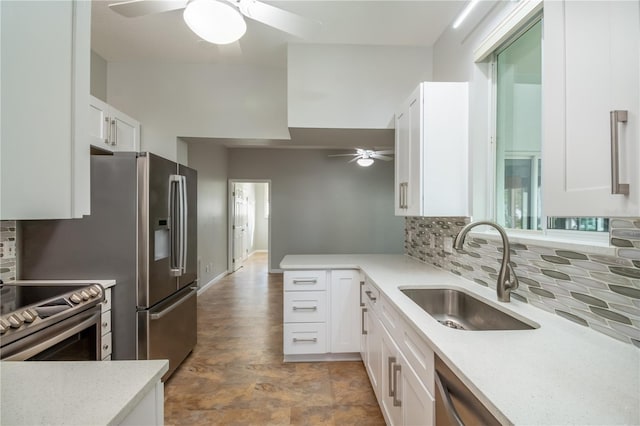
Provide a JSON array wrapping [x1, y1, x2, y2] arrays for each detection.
[[435, 371, 464, 426]]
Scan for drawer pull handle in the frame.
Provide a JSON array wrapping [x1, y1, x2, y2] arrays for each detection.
[[361, 308, 368, 335], [102, 322, 109, 328], [392, 364, 402, 407], [388, 357, 396, 398], [103, 344, 109, 350], [365, 290, 377, 302], [293, 279, 317, 285], [610, 110, 629, 195], [293, 337, 318, 343], [292, 306, 317, 311]]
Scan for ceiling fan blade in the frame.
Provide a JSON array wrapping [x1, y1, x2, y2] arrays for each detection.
[[372, 154, 393, 161], [374, 150, 394, 155], [239, 0, 320, 39], [348, 157, 361, 163], [109, 0, 186, 18], [328, 153, 359, 158]]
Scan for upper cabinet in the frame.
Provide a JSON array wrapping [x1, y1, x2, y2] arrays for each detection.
[[89, 96, 141, 153], [1, 0, 91, 219], [543, 0, 640, 217], [395, 82, 470, 217]]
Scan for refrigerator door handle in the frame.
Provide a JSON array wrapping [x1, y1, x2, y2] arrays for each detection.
[[179, 175, 188, 274], [169, 175, 182, 277]]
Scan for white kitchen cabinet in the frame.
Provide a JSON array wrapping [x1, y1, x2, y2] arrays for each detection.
[[0, 0, 91, 219], [283, 269, 362, 360], [89, 96, 140, 153], [101, 288, 113, 360], [119, 381, 164, 426], [543, 0, 640, 216], [363, 288, 383, 400], [394, 82, 469, 217], [330, 270, 361, 353]]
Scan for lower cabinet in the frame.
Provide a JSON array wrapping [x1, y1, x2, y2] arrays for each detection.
[[365, 280, 436, 426], [283, 269, 362, 360]]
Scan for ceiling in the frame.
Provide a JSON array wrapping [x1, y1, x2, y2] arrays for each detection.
[[91, 0, 466, 67]]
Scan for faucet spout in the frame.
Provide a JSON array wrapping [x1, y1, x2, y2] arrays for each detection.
[[453, 221, 519, 302]]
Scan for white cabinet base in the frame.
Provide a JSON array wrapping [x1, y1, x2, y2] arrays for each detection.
[[283, 353, 362, 363]]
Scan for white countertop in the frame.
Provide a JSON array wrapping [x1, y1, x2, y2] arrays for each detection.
[[0, 360, 168, 425], [281, 254, 640, 425], [14, 279, 117, 289]]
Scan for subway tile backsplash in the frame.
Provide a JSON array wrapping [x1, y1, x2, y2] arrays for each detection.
[[405, 217, 640, 348]]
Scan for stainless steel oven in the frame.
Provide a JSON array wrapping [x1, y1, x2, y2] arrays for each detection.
[[0, 283, 104, 361]]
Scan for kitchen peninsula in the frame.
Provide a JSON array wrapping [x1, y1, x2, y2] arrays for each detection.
[[281, 254, 640, 425]]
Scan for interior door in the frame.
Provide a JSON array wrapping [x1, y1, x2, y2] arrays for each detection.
[[232, 183, 247, 271]]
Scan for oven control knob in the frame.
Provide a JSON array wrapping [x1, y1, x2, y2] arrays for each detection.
[[21, 308, 38, 323], [70, 293, 82, 304], [8, 313, 24, 328], [80, 290, 90, 301], [93, 285, 103, 296], [0, 318, 10, 334]]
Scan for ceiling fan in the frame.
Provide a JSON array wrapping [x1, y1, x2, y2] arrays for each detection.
[[328, 149, 394, 167], [108, 0, 320, 45]]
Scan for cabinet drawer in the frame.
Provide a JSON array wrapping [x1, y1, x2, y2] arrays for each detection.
[[283, 323, 327, 355], [101, 288, 112, 313], [101, 311, 112, 336], [380, 296, 402, 342], [101, 331, 112, 360], [402, 324, 435, 395], [362, 280, 380, 310], [284, 270, 327, 291], [284, 291, 326, 323]]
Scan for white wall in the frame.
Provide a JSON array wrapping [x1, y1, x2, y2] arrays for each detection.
[[252, 182, 269, 252], [228, 148, 404, 271], [287, 44, 433, 129], [432, 1, 523, 221], [107, 62, 290, 162], [186, 141, 229, 286]]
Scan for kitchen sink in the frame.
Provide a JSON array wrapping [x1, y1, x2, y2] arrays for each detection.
[[400, 288, 538, 331]]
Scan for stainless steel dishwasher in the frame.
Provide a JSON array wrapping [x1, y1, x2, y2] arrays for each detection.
[[434, 355, 502, 426]]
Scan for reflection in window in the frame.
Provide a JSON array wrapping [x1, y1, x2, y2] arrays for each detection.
[[547, 217, 609, 232], [495, 20, 542, 230]]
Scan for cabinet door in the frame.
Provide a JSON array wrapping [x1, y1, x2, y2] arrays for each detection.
[[1, 0, 91, 219], [397, 351, 435, 426], [543, 0, 640, 216], [330, 270, 361, 353], [111, 107, 140, 152], [89, 96, 112, 151], [395, 86, 423, 217], [395, 108, 409, 215]]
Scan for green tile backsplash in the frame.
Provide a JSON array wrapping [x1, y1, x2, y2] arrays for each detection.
[[405, 217, 640, 348]]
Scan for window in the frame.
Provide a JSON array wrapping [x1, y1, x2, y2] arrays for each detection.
[[493, 18, 609, 234]]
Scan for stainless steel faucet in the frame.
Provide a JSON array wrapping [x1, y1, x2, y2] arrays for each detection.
[[453, 221, 519, 302]]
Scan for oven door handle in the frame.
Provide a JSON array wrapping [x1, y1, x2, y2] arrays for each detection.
[[2, 311, 101, 361]]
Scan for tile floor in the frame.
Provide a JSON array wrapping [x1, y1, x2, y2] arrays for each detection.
[[164, 253, 385, 425]]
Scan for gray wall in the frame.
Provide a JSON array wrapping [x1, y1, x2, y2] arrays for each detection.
[[90, 50, 107, 102], [187, 142, 229, 286], [228, 148, 404, 271]]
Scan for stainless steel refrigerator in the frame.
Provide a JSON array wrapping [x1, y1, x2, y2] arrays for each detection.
[[21, 152, 197, 379]]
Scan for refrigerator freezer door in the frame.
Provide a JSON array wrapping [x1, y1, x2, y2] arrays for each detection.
[[137, 286, 197, 380], [138, 153, 181, 308], [178, 164, 198, 290]]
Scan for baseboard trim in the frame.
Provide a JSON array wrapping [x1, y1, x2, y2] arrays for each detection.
[[283, 353, 362, 363], [198, 271, 229, 295]]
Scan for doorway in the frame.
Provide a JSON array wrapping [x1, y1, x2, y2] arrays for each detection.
[[228, 180, 271, 273]]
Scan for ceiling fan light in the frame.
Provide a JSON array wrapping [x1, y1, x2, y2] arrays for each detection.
[[183, 0, 247, 45], [357, 158, 374, 167]]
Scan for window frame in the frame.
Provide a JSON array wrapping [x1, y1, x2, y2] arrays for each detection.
[[487, 12, 610, 245]]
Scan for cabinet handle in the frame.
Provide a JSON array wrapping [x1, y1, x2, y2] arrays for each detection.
[[102, 321, 108, 328], [359, 281, 365, 307], [361, 308, 368, 335], [104, 117, 110, 144], [110, 119, 117, 146], [610, 110, 629, 195], [388, 356, 396, 398], [365, 290, 377, 302], [392, 364, 402, 407], [292, 337, 317, 343], [403, 183, 407, 209], [293, 279, 317, 285], [292, 306, 317, 311], [399, 183, 403, 209], [103, 344, 109, 351]]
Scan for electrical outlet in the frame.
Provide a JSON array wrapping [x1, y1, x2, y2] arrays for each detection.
[[443, 237, 453, 254]]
